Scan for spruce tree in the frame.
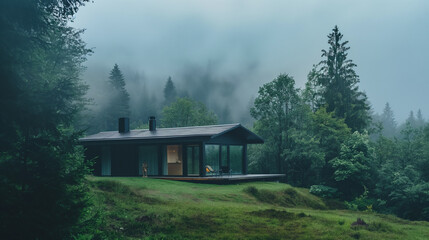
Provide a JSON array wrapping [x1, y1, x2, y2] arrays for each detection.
[[103, 64, 130, 130], [406, 111, 417, 128], [314, 26, 370, 132], [163, 76, 177, 106], [416, 109, 425, 128], [380, 102, 397, 138]]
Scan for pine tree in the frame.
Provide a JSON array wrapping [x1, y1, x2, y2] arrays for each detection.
[[416, 109, 425, 128], [163, 76, 177, 106], [314, 26, 370, 132], [380, 102, 397, 138], [103, 64, 130, 130], [406, 111, 416, 128]]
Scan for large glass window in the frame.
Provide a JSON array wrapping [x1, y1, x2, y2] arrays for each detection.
[[138, 146, 158, 176], [167, 145, 182, 175], [205, 145, 219, 175], [221, 145, 227, 167], [186, 145, 200, 176], [230, 145, 243, 174]]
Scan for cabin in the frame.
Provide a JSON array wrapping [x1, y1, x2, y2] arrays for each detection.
[[80, 117, 283, 181]]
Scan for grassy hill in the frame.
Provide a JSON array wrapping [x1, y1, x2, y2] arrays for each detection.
[[87, 177, 429, 240]]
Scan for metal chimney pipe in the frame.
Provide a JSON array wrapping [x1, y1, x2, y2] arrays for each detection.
[[149, 116, 156, 131], [118, 117, 130, 133]]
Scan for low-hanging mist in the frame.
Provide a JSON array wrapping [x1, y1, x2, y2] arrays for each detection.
[[82, 57, 262, 127], [72, 0, 429, 124]]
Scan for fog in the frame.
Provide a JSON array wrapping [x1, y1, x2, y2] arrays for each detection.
[[71, 0, 429, 123]]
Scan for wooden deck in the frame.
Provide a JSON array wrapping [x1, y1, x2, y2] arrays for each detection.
[[151, 174, 285, 183]]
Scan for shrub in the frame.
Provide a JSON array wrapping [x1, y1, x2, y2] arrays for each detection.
[[309, 185, 338, 198], [345, 187, 377, 212]]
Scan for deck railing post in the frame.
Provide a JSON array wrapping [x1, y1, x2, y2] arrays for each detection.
[[200, 143, 205, 177]]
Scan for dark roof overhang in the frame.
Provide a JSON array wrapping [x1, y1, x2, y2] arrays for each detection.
[[79, 123, 264, 145]]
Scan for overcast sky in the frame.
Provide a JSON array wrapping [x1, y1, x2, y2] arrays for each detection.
[[71, 0, 429, 123]]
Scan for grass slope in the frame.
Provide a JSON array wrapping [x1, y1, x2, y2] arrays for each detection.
[[87, 177, 429, 240]]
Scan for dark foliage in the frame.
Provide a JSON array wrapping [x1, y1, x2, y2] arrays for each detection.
[[0, 0, 94, 239], [250, 74, 300, 173]]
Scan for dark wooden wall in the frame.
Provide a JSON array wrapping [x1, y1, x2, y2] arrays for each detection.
[[111, 145, 138, 176]]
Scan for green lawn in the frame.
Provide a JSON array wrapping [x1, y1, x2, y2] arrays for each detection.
[[86, 177, 429, 240]]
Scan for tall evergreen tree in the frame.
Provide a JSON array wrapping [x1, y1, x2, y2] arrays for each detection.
[[406, 111, 417, 128], [314, 26, 370, 132], [380, 102, 397, 138], [0, 0, 94, 239], [416, 109, 425, 128], [163, 76, 177, 106], [109, 64, 130, 115], [102, 64, 130, 130]]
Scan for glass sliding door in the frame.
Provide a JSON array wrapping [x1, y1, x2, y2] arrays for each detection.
[[205, 144, 220, 176], [186, 145, 200, 176], [220, 145, 227, 168], [167, 145, 182, 175], [230, 145, 243, 174]]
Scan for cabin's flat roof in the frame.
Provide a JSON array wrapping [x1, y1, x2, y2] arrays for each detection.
[[79, 123, 263, 144]]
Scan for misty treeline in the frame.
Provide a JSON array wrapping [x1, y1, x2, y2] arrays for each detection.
[[81, 62, 253, 133], [0, 0, 96, 239], [248, 26, 429, 221], [81, 63, 220, 133], [372, 102, 427, 139]]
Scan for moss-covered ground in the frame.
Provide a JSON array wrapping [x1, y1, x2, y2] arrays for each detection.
[[86, 177, 429, 240]]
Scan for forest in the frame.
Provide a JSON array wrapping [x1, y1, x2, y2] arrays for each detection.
[[1, 0, 428, 239]]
